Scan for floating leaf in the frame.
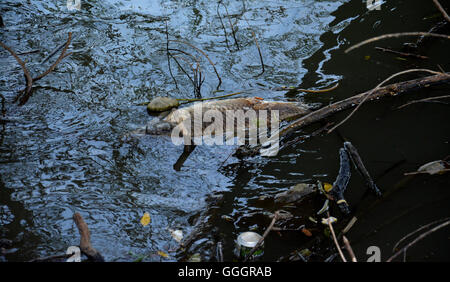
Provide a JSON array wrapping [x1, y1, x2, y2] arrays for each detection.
[[140, 212, 151, 226], [157, 251, 169, 258], [169, 229, 183, 243], [323, 182, 333, 192], [364, 55, 371, 60], [301, 228, 312, 237]]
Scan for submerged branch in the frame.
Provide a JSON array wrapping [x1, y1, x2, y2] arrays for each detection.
[[236, 73, 450, 158], [327, 69, 445, 133], [3, 32, 73, 106], [374, 46, 428, 59], [397, 94, 450, 109], [0, 41, 33, 99], [282, 73, 450, 138], [345, 32, 450, 53], [432, 0, 450, 23]]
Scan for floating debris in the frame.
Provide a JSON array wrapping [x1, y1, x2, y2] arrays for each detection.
[[321, 216, 337, 225], [316, 199, 329, 215], [140, 212, 151, 226], [405, 160, 449, 175], [329, 148, 351, 214], [157, 250, 169, 258], [169, 229, 183, 243], [221, 215, 234, 222], [147, 96, 179, 112], [235, 231, 264, 259], [188, 253, 201, 262], [274, 183, 316, 205]]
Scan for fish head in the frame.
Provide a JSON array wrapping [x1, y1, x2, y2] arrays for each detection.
[[145, 118, 175, 135]]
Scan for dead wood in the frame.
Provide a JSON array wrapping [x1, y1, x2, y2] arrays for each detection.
[[0, 32, 72, 106], [280, 73, 450, 138], [73, 212, 105, 262]]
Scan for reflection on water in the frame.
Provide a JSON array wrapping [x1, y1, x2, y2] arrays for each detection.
[[1, 0, 449, 261]]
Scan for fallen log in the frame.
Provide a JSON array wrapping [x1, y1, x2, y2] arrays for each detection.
[[73, 212, 105, 262], [280, 73, 450, 138]]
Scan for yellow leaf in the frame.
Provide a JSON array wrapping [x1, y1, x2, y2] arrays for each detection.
[[324, 182, 333, 192], [157, 251, 169, 258], [140, 212, 151, 226]]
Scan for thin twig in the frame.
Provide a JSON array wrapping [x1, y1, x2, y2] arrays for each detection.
[[417, 21, 448, 45], [251, 30, 264, 76], [342, 216, 358, 234], [28, 253, 72, 262], [32, 32, 72, 82], [327, 212, 347, 262], [392, 217, 450, 253], [342, 236, 357, 262], [275, 82, 339, 93], [397, 94, 450, 109], [218, 0, 240, 51], [16, 32, 72, 105], [170, 54, 195, 84], [375, 46, 428, 59], [165, 22, 178, 89], [432, 0, 450, 23], [169, 40, 222, 89], [297, 83, 339, 93], [243, 211, 280, 261], [167, 48, 201, 65], [40, 39, 68, 64], [345, 32, 450, 53], [243, 15, 264, 76], [327, 69, 446, 133], [217, 1, 232, 51], [0, 41, 33, 98], [386, 219, 450, 262], [17, 49, 40, 56]]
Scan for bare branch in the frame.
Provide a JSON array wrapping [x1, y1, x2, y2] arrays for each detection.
[[345, 32, 450, 53], [432, 0, 450, 23]]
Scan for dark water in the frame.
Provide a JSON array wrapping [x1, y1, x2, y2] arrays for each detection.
[[0, 0, 449, 262]]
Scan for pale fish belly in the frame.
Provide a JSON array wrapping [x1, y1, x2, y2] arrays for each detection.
[[163, 98, 311, 139]]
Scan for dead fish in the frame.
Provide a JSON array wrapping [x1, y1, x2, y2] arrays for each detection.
[[141, 97, 311, 138]]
